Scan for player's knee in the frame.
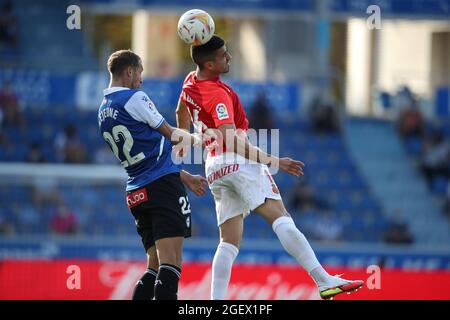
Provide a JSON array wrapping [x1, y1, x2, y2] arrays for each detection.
[[157, 245, 181, 265], [217, 241, 239, 258], [156, 239, 183, 266], [219, 226, 243, 249], [272, 216, 297, 233], [220, 235, 241, 250]]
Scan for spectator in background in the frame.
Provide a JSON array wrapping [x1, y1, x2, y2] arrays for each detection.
[[249, 92, 274, 130], [396, 85, 415, 109], [0, 81, 25, 128], [54, 125, 88, 163], [289, 179, 329, 213], [26, 142, 46, 163], [420, 130, 450, 186], [0, 1, 18, 51], [396, 86, 426, 141], [309, 96, 341, 134], [383, 209, 414, 245], [50, 203, 79, 235]]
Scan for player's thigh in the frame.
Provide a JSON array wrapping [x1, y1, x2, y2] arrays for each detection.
[[254, 198, 291, 225], [155, 236, 184, 267], [218, 214, 244, 249], [131, 205, 157, 257], [150, 173, 192, 266], [146, 245, 159, 270], [211, 183, 248, 223]]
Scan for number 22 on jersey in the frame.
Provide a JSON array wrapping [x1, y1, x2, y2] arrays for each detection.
[[103, 125, 145, 168]]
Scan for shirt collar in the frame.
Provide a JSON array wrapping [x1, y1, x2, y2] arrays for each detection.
[[103, 87, 129, 95]]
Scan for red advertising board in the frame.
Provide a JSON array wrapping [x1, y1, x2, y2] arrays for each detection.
[[0, 260, 449, 300]]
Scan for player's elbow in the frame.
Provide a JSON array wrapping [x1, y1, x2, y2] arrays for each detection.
[[175, 105, 183, 116]]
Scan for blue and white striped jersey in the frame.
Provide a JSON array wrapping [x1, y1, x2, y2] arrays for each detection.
[[98, 87, 180, 191]]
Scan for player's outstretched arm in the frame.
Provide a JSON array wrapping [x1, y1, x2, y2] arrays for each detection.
[[272, 157, 305, 177], [175, 99, 193, 158], [217, 123, 304, 177], [180, 170, 208, 196], [158, 121, 201, 147]]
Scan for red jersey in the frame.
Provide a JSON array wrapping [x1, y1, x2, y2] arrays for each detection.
[[180, 71, 249, 155]]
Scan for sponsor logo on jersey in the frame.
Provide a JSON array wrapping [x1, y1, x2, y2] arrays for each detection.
[[182, 91, 201, 110], [147, 100, 157, 114], [207, 164, 239, 184], [126, 187, 148, 208], [216, 103, 229, 120]]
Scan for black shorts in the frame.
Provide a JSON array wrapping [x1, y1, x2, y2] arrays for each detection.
[[127, 172, 192, 252]]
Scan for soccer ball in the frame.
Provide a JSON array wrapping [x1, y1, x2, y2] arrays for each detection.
[[177, 9, 215, 46]]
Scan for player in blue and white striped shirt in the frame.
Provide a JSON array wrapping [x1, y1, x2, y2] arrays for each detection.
[[98, 49, 207, 300]]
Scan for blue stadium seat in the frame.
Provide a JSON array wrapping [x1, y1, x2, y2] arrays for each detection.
[[431, 176, 449, 196], [2, 105, 390, 242], [360, 196, 380, 211], [335, 195, 353, 211], [443, 120, 450, 138], [404, 136, 423, 156]]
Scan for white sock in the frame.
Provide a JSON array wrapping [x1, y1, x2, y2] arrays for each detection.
[[211, 241, 239, 300], [272, 216, 331, 285], [310, 266, 334, 288]]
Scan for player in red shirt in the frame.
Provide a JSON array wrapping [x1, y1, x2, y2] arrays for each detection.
[[176, 35, 363, 300]]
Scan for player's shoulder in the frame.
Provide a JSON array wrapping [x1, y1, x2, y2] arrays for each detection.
[[128, 89, 148, 98], [208, 85, 232, 102], [126, 89, 153, 104], [122, 90, 158, 113], [106, 88, 136, 108], [182, 71, 196, 88]]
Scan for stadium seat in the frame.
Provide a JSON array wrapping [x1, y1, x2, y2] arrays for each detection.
[[431, 176, 449, 196], [404, 136, 423, 156], [0, 105, 391, 242]]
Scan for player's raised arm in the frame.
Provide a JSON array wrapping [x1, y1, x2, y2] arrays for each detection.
[[122, 90, 198, 148], [176, 98, 191, 132], [216, 123, 305, 177]]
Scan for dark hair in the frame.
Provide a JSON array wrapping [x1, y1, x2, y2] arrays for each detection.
[[107, 50, 141, 77], [190, 35, 225, 69]]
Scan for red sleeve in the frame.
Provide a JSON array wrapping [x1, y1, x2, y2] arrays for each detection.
[[209, 90, 235, 127]]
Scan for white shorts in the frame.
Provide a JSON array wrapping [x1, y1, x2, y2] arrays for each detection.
[[205, 153, 282, 226]]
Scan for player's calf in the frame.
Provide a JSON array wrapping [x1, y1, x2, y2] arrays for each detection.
[[154, 264, 182, 300], [211, 241, 239, 300], [132, 268, 157, 300]]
